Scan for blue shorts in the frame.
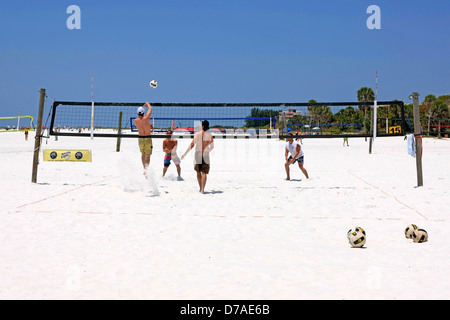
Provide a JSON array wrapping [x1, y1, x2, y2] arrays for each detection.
[[288, 155, 304, 164]]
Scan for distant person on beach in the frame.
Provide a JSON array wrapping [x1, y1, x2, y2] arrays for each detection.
[[24, 130, 28, 141], [295, 130, 303, 144], [133, 102, 153, 174], [285, 133, 309, 181], [162, 129, 182, 180], [343, 131, 349, 146], [343, 137, 349, 146], [181, 120, 214, 194]]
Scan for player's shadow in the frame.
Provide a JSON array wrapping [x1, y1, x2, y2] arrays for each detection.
[[289, 179, 302, 182], [204, 190, 223, 195]]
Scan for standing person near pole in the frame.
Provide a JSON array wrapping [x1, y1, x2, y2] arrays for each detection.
[[343, 131, 349, 146], [285, 133, 309, 181], [181, 120, 214, 194], [134, 102, 153, 176]]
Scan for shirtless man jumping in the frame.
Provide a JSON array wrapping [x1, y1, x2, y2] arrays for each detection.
[[181, 120, 214, 194], [133, 102, 153, 174]]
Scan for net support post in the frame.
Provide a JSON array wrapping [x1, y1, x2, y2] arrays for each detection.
[[116, 111, 123, 152], [369, 110, 374, 154], [90, 73, 94, 140], [32, 88, 46, 183], [53, 99, 58, 141], [373, 100, 377, 140], [411, 92, 423, 187], [90, 101, 94, 140]]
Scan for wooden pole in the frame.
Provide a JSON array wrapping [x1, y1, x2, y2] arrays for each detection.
[[31, 88, 46, 183], [411, 92, 423, 187], [54, 98, 58, 141], [116, 111, 123, 152], [90, 73, 94, 140], [369, 110, 373, 154]]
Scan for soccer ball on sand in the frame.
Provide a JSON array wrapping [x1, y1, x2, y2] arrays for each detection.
[[347, 227, 366, 248]]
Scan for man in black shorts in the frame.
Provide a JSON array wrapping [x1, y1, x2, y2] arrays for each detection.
[[181, 120, 214, 194]]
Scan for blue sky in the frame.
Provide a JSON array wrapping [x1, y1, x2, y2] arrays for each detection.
[[0, 0, 449, 119]]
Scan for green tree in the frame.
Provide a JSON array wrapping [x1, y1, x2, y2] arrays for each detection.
[[423, 94, 437, 130], [334, 107, 364, 132], [308, 105, 332, 133], [245, 108, 279, 128], [306, 99, 317, 125], [357, 87, 375, 134], [430, 100, 450, 138], [290, 114, 309, 126]]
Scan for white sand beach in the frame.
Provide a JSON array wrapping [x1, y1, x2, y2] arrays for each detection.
[[1, 131, 449, 299]]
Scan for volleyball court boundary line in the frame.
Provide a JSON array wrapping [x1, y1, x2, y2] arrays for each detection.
[[348, 170, 429, 221], [16, 175, 123, 209]]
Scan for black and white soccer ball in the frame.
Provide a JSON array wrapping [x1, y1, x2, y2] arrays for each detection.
[[347, 227, 366, 248], [405, 224, 419, 239], [150, 80, 158, 88], [412, 229, 428, 243]]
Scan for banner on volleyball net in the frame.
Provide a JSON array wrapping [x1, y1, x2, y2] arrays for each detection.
[[49, 101, 406, 139]]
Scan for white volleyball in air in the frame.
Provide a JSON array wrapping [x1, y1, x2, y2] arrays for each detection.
[[347, 227, 366, 248], [405, 224, 419, 239], [150, 80, 158, 88], [412, 229, 428, 243]]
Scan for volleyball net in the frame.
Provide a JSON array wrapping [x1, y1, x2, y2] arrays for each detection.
[[49, 100, 406, 139], [0, 116, 34, 132], [422, 124, 450, 137]]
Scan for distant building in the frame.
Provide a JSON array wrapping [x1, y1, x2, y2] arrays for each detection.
[[280, 108, 303, 120]]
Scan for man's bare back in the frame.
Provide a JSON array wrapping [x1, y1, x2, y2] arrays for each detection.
[[134, 102, 153, 136], [181, 120, 214, 194], [192, 130, 214, 152]]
